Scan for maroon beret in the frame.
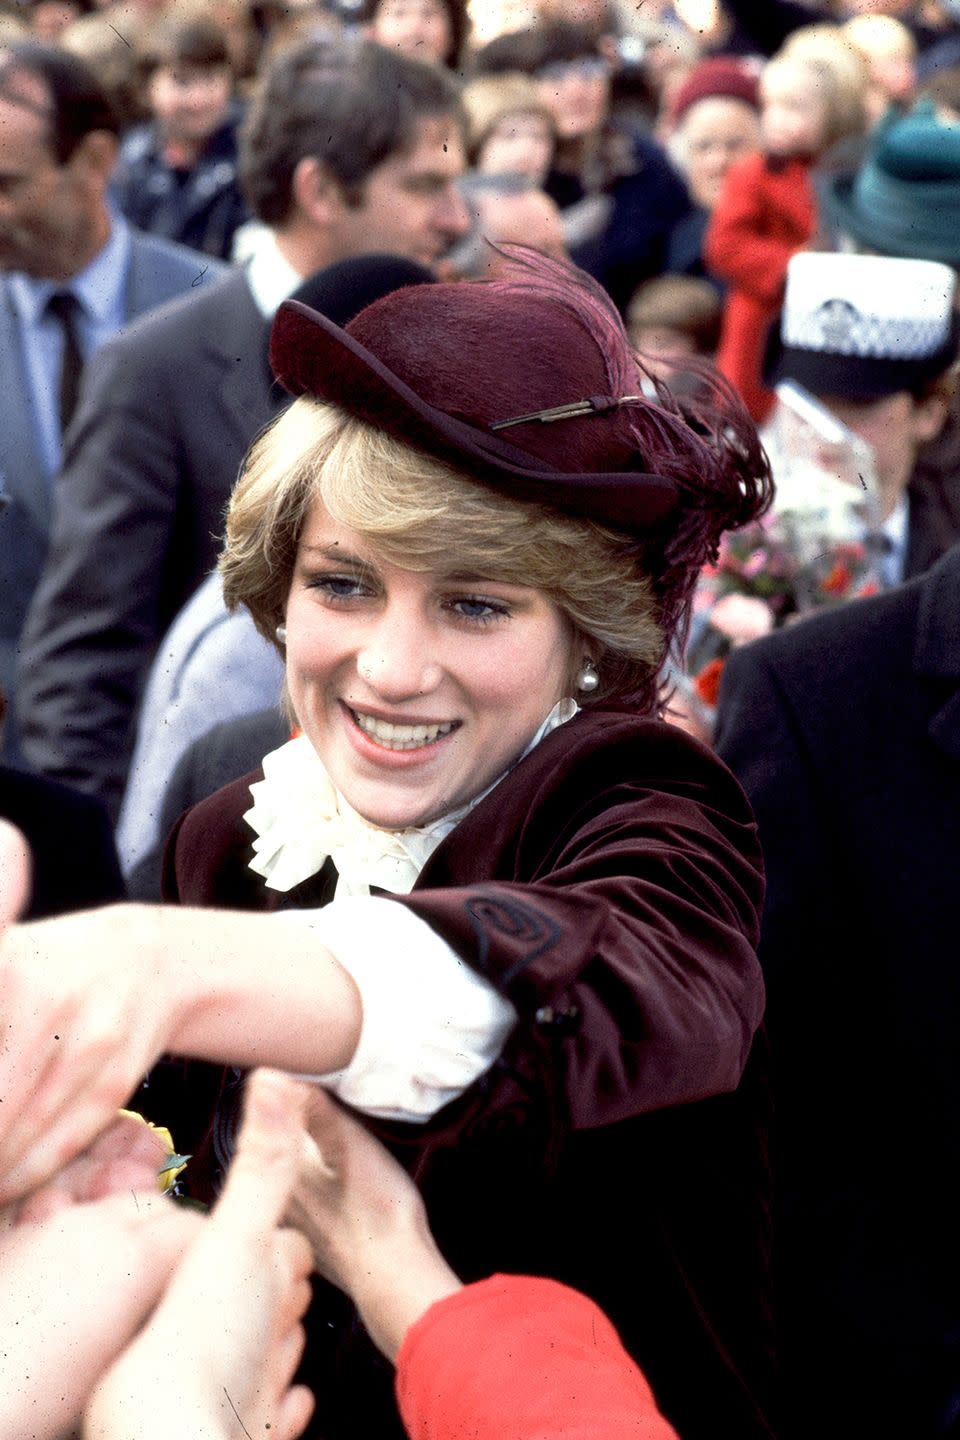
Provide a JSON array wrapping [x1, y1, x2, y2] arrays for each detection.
[[271, 257, 682, 532], [669, 56, 761, 128], [269, 250, 772, 656]]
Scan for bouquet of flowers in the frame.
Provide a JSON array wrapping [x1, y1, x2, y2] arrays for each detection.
[[678, 383, 887, 728]]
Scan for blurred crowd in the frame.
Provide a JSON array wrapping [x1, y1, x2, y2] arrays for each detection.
[[3, 0, 960, 1437]]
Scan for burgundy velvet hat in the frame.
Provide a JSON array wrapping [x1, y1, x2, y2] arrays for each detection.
[[269, 255, 684, 533]]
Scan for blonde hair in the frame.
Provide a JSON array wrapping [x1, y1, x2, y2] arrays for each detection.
[[775, 27, 870, 148], [843, 14, 916, 65], [221, 398, 662, 705], [461, 73, 554, 164]]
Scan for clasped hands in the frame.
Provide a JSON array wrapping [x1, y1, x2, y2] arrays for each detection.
[[0, 821, 457, 1440]]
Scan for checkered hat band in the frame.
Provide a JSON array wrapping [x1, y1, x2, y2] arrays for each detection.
[[783, 310, 948, 361]]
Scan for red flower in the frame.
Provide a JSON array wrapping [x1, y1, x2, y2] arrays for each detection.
[[821, 562, 851, 596], [694, 657, 725, 708]]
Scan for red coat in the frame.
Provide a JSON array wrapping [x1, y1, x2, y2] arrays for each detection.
[[154, 709, 777, 1439], [396, 1274, 680, 1440], [705, 152, 817, 424]]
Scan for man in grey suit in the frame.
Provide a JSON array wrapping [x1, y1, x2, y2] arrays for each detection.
[[0, 43, 223, 760], [18, 37, 469, 819]]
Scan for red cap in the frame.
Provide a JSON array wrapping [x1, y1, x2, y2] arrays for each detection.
[[669, 56, 761, 127]]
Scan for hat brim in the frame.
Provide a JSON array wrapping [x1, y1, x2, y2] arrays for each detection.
[[820, 172, 887, 255], [270, 299, 680, 530], [821, 172, 960, 265], [764, 312, 960, 401]]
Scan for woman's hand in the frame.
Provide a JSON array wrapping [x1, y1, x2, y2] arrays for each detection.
[[0, 899, 183, 1203], [0, 820, 360, 1204], [290, 1089, 461, 1361], [85, 1068, 316, 1440]]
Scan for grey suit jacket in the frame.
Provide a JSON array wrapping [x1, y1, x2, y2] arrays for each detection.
[[17, 266, 283, 815], [0, 229, 223, 738]]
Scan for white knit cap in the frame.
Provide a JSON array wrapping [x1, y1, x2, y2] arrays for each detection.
[[782, 252, 955, 361]]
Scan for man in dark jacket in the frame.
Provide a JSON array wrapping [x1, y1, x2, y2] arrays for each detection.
[[716, 543, 960, 1438]]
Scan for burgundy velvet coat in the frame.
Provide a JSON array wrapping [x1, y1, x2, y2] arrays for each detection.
[[154, 708, 776, 1439]]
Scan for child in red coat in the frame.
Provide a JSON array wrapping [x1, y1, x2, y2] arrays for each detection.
[[706, 54, 860, 423]]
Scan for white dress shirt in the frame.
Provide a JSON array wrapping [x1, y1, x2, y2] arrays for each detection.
[[7, 215, 132, 477]]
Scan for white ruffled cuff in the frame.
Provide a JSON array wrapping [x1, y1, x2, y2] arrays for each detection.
[[282, 898, 517, 1123]]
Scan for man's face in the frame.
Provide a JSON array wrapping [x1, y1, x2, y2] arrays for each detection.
[[814, 389, 946, 518], [333, 114, 469, 268], [0, 81, 102, 280]]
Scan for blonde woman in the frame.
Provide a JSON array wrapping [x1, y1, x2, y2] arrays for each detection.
[[0, 254, 775, 1440]]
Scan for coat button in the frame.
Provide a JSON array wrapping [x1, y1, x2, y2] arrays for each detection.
[[534, 1003, 582, 1035]]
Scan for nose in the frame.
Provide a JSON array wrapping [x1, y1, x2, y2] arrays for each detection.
[[355, 611, 443, 700], [437, 181, 471, 243]]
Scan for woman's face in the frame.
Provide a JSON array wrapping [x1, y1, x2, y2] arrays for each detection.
[[677, 96, 760, 210], [284, 501, 577, 830], [535, 55, 610, 142], [477, 111, 554, 183], [369, 0, 453, 66]]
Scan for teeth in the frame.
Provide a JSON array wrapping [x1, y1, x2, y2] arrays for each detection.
[[352, 710, 457, 751]]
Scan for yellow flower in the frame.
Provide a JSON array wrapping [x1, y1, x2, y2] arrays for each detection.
[[117, 1109, 189, 1192]]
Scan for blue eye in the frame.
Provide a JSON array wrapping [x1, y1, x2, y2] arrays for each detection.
[[450, 596, 511, 625], [307, 573, 369, 600]]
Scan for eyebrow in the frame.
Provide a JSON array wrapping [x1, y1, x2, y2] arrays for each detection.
[[298, 544, 371, 567], [298, 547, 521, 590]]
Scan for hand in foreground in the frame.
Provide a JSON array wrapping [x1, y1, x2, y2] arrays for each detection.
[[0, 821, 360, 1204], [85, 1068, 316, 1440], [0, 817, 183, 1202], [289, 1089, 461, 1362], [0, 1182, 201, 1440], [9, 1109, 177, 1225]]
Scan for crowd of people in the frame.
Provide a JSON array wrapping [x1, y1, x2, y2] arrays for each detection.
[[1, 0, 960, 1437]]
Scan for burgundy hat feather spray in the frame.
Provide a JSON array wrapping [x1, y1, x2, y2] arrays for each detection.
[[270, 248, 772, 707]]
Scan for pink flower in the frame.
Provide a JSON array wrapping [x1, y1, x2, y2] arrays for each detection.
[[709, 593, 775, 644]]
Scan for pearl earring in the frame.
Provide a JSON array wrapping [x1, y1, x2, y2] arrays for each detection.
[[275, 624, 287, 644], [577, 661, 599, 693]]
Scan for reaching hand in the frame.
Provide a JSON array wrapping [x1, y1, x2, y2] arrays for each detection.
[[0, 894, 183, 1204], [12, 1110, 175, 1224], [0, 822, 361, 1205], [85, 1068, 316, 1440], [0, 818, 30, 925], [0, 1185, 201, 1440], [290, 1089, 460, 1361]]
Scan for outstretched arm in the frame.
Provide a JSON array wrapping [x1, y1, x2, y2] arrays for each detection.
[[289, 1086, 461, 1363], [0, 823, 360, 1202]]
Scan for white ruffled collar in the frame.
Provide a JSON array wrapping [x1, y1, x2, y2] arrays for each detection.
[[244, 698, 578, 895]]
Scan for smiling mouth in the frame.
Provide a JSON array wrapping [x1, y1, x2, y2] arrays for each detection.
[[349, 707, 460, 752]]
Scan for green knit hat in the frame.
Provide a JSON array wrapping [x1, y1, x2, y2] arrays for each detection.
[[823, 101, 960, 265]]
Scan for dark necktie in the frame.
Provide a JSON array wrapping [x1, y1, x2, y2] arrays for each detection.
[[46, 289, 84, 434]]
